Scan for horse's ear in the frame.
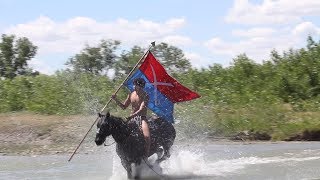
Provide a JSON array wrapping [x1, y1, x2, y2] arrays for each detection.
[[98, 112, 102, 117], [106, 112, 110, 118]]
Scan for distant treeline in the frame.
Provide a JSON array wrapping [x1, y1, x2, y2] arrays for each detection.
[[180, 36, 320, 111], [1, 35, 320, 114], [1, 35, 320, 139]]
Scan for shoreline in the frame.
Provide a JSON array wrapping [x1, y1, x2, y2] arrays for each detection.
[[1, 112, 319, 156], [2, 140, 320, 157]]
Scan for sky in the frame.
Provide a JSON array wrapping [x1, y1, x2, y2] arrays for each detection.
[[1, 0, 320, 74]]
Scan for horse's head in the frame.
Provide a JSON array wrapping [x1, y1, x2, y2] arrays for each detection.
[[95, 112, 112, 146]]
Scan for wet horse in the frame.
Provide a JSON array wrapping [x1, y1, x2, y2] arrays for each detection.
[[95, 112, 176, 179]]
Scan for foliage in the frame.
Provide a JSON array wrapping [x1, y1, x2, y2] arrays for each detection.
[[0, 72, 115, 115], [65, 40, 120, 75], [2, 36, 320, 140], [114, 46, 145, 80], [0, 34, 37, 79], [152, 42, 192, 75]]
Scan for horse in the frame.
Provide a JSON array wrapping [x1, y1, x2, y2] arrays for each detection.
[[95, 112, 176, 179]]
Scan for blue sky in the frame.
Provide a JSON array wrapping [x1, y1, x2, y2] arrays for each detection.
[[1, 0, 320, 74]]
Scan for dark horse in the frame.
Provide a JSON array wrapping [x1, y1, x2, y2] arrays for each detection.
[[95, 112, 176, 179]]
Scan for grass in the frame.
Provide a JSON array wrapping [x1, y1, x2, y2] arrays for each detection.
[[175, 101, 320, 141]]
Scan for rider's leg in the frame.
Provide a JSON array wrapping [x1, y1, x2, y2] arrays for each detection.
[[141, 119, 150, 157]]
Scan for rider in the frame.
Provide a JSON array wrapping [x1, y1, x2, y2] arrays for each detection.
[[112, 78, 150, 158]]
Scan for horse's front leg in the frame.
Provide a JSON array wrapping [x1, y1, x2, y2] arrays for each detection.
[[155, 146, 164, 162], [120, 159, 133, 179], [130, 160, 143, 179], [123, 161, 142, 179], [156, 146, 171, 164]]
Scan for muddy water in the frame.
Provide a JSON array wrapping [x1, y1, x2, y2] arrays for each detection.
[[1, 141, 320, 180]]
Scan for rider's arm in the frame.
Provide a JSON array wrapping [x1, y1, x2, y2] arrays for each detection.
[[112, 94, 131, 110]]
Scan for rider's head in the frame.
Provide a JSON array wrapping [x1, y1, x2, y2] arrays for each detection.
[[133, 78, 146, 88]]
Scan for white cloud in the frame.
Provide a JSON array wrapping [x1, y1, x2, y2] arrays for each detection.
[[1, 16, 193, 74], [226, 0, 320, 25], [232, 27, 275, 38], [205, 38, 235, 56], [162, 35, 193, 47], [212, 0, 320, 63], [204, 24, 315, 61], [292, 21, 320, 37], [165, 18, 186, 29], [4, 16, 190, 55], [185, 52, 213, 69], [29, 58, 56, 75]]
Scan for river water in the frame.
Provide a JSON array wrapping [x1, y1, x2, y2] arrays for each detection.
[[1, 141, 320, 180]]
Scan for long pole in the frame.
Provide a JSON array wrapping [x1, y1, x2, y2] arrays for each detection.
[[68, 42, 155, 162]]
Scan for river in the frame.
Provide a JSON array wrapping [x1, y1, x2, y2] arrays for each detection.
[[1, 141, 320, 180]]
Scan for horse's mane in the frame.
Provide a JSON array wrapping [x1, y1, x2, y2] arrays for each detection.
[[107, 114, 127, 131], [109, 115, 140, 129], [109, 115, 125, 124]]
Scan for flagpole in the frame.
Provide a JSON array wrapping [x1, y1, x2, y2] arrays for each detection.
[[68, 42, 155, 162]]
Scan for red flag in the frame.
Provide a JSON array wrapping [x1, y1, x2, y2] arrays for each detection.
[[139, 51, 200, 103]]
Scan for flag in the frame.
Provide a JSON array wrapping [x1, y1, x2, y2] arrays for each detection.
[[124, 51, 201, 123]]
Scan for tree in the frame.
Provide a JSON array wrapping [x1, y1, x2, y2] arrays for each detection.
[[66, 40, 120, 75], [231, 54, 257, 78], [113, 42, 192, 79], [270, 49, 282, 65], [152, 42, 191, 75], [0, 34, 37, 79], [114, 45, 144, 79]]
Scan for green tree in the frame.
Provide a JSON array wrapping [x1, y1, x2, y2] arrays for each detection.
[[114, 45, 144, 79], [304, 36, 320, 96], [228, 54, 258, 96], [152, 42, 191, 75], [66, 40, 120, 75], [0, 34, 37, 79]]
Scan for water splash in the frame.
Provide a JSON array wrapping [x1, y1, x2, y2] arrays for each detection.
[[108, 147, 127, 180], [161, 150, 206, 175], [107, 144, 320, 179], [108, 147, 213, 179]]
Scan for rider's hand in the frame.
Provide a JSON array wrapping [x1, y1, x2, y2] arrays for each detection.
[[111, 94, 117, 100]]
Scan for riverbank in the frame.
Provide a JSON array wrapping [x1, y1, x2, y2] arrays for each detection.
[[0, 112, 97, 156], [1, 112, 319, 156]]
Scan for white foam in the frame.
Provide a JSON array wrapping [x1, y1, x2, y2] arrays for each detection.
[[159, 149, 320, 177], [161, 150, 206, 175], [108, 147, 127, 180], [108, 152, 165, 179], [108, 146, 320, 179]]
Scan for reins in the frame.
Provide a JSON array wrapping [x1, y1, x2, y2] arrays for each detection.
[[142, 158, 165, 179]]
